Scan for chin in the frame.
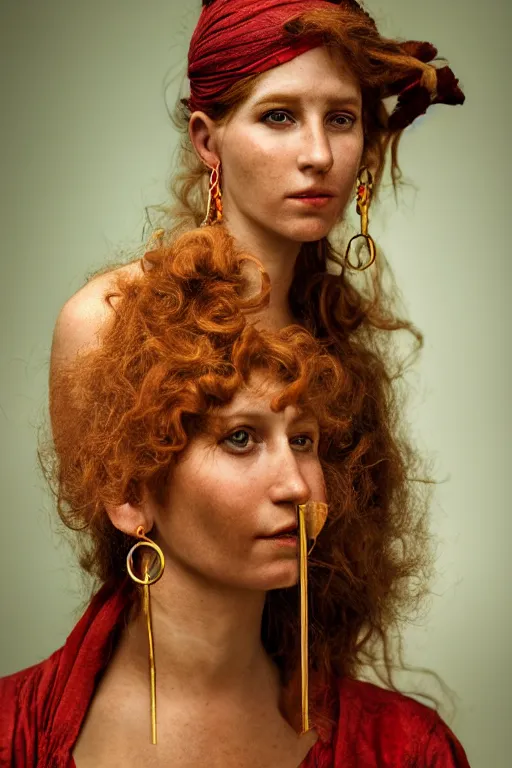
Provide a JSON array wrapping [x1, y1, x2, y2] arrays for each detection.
[[255, 562, 299, 591], [272, 573, 299, 590], [281, 219, 337, 244]]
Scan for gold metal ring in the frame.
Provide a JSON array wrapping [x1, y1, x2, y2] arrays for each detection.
[[345, 233, 377, 271], [126, 540, 165, 586]]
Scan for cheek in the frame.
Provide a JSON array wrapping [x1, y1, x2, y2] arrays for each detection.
[[332, 138, 364, 203], [197, 481, 252, 534], [334, 133, 364, 173], [164, 458, 256, 544], [223, 131, 290, 189]]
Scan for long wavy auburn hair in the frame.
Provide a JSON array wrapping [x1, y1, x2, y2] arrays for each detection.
[[49, 226, 432, 707]]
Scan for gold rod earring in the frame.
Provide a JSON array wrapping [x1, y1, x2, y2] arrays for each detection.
[[297, 501, 329, 735], [298, 504, 310, 733], [143, 577, 158, 744], [126, 525, 165, 745]]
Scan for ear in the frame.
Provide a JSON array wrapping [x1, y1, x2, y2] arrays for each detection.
[[105, 500, 154, 537], [188, 110, 221, 169]]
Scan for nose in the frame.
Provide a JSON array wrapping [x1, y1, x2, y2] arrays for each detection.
[[268, 445, 312, 507], [297, 120, 334, 175]]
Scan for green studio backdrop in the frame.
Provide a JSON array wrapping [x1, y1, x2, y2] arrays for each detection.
[[0, 2, 510, 766]]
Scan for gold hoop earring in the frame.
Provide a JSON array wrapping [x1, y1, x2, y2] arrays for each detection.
[[201, 161, 223, 227], [126, 525, 165, 745], [297, 501, 329, 734], [344, 167, 377, 271]]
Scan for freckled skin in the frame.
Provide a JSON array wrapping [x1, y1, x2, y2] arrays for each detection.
[[215, 47, 364, 247], [74, 378, 325, 767], [151, 376, 326, 593]]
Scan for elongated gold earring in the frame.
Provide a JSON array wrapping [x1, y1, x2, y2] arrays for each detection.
[[297, 501, 329, 734], [344, 167, 377, 271], [201, 161, 223, 227], [126, 526, 165, 745]]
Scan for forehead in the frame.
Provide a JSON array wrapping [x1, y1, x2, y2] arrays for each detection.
[[214, 371, 314, 422], [244, 46, 362, 107]]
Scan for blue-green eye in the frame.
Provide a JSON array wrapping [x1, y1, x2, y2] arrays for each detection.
[[225, 429, 251, 449]]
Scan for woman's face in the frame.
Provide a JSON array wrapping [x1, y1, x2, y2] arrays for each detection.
[[215, 46, 364, 246], [152, 373, 326, 592]]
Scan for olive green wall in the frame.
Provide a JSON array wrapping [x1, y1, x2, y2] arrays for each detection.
[[0, 1, 510, 765]]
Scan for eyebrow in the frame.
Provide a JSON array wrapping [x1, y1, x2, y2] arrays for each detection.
[[252, 92, 362, 110], [213, 409, 318, 426]]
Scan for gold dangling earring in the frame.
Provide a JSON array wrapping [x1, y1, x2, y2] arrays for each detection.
[[126, 525, 165, 745], [344, 167, 377, 271], [201, 161, 223, 227], [297, 501, 329, 734]]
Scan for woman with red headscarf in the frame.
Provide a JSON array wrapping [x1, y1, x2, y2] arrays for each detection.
[[48, 0, 465, 453], [49, 0, 464, 390], [1, 1, 469, 766]]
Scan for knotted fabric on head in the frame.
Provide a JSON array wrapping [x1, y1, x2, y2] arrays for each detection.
[[382, 40, 465, 130], [187, 0, 465, 130], [188, 0, 328, 113]]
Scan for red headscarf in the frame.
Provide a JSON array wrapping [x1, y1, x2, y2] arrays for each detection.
[[188, 0, 328, 113], [187, 0, 465, 130]]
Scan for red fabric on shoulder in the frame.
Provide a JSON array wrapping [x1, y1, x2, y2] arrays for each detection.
[[329, 678, 471, 766], [0, 585, 470, 767], [0, 580, 132, 768], [286, 674, 471, 766]]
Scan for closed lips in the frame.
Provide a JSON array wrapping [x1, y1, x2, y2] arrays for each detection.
[[263, 525, 298, 537], [289, 189, 334, 197]]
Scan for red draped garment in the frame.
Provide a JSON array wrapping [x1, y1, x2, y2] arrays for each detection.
[[0, 582, 470, 767]]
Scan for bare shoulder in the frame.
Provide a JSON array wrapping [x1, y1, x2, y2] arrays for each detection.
[[50, 260, 143, 372]]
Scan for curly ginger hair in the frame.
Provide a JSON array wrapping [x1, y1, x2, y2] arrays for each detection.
[[49, 225, 432, 702]]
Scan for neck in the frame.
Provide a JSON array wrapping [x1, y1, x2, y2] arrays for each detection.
[[224, 216, 301, 330], [123, 562, 279, 701]]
